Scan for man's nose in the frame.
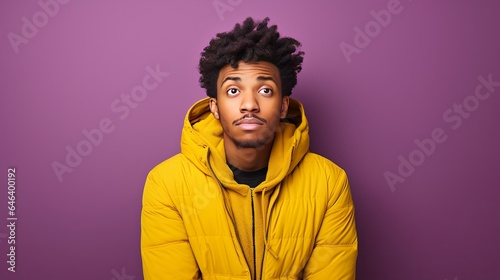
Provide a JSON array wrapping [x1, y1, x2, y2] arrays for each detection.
[[240, 92, 260, 113]]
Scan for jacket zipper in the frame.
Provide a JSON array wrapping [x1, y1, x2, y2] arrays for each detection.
[[251, 188, 256, 280]]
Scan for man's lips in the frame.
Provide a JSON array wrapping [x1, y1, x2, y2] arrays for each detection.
[[236, 119, 264, 125], [236, 120, 263, 130], [233, 114, 266, 126]]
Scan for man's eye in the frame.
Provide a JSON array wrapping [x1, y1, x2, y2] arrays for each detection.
[[227, 88, 240, 95], [259, 88, 272, 95]]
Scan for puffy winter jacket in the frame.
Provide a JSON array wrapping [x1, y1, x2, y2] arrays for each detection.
[[141, 97, 357, 279]]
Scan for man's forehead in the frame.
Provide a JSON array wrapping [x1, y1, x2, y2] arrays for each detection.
[[218, 61, 280, 83]]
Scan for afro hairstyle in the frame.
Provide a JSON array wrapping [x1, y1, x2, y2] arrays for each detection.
[[198, 17, 304, 98]]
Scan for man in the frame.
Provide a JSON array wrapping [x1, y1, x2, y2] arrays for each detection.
[[141, 17, 357, 279]]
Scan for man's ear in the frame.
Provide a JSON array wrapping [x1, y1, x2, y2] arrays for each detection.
[[209, 98, 219, 119], [280, 96, 290, 119]]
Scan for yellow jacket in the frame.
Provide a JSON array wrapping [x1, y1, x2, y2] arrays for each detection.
[[141, 98, 357, 279]]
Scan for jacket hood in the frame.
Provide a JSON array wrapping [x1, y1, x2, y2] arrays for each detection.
[[180, 97, 309, 195]]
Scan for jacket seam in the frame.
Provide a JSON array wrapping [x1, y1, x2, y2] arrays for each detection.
[[142, 240, 189, 250], [314, 243, 357, 248]]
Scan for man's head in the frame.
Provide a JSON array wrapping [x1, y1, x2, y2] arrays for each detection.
[[199, 17, 304, 150]]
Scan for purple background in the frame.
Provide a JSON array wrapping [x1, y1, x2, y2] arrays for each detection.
[[1, 1, 499, 279]]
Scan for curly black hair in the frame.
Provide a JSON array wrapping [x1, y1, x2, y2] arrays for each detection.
[[198, 17, 304, 98]]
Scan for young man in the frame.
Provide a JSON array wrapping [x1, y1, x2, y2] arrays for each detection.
[[141, 17, 358, 279]]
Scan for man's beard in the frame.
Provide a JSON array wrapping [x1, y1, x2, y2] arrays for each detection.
[[228, 135, 271, 149]]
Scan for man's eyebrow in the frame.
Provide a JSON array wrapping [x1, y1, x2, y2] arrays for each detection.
[[257, 76, 277, 84], [221, 76, 241, 85]]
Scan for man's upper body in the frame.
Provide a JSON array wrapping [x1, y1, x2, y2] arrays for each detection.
[[141, 17, 357, 279]]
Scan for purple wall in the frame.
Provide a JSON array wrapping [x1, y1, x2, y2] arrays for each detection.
[[1, 1, 499, 279]]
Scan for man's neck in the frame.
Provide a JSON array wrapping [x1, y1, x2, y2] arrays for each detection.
[[224, 138, 273, 172]]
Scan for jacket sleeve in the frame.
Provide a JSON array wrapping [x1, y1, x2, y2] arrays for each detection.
[[141, 167, 201, 280], [303, 167, 358, 280]]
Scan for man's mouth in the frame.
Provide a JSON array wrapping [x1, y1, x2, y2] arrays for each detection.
[[233, 114, 266, 126]]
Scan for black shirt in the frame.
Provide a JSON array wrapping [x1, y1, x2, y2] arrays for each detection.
[[228, 163, 268, 189]]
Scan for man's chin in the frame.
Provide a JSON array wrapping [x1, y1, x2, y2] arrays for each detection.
[[231, 136, 274, 149], [233, 140, 266, 149]]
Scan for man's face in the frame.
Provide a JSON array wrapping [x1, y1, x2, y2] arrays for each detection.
[[210, 61, 289, 149]]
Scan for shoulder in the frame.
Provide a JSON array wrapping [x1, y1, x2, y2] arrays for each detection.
[[148, 153, 184, 172], [297, 153, 353, 207], [283, 152, 352, 205], [295, 153, 350, 196], [299, 152, 348, 179], [145, 153, 191, 184], [143, 153, 194, 202]]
